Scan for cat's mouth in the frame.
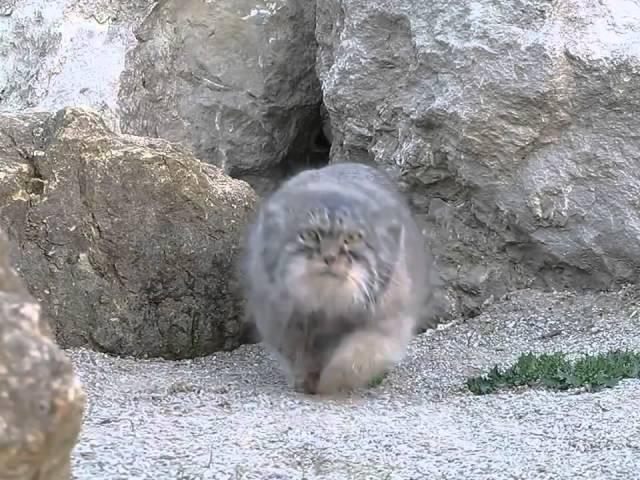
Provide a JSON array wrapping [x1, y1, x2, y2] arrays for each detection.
[[301, 258, 353, 281], [316, 264, 351, 279], [318, 269, 342, 278]]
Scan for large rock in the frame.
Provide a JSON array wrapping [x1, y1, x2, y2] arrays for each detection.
[[0, 0, 155, 130], [0, 229, 85, 480], [118, 0, 325, 192], [0, 107, 258, 359], [316, 0, 640, 315]]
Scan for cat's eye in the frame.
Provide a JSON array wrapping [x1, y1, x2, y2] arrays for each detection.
[[343, 232, 363, 244], [299, 230, 319, 243]]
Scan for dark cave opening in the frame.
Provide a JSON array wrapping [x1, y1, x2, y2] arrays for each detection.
[[281, 103, 332, 178], [241, 103, 332, 197]]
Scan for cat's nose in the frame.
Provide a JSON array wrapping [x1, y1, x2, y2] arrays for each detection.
[[323, 253, 337, 265]]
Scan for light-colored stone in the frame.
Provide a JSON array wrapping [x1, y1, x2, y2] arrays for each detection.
[[118, 0, 324, 191], [0, 0, 155, 130], [316, 0, 640, 316]]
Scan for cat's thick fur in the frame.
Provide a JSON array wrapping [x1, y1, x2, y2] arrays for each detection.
[[241, 162, 440, 394]]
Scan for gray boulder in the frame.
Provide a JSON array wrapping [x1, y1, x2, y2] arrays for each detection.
[[316, 0, 640, 316], [118, 0, 325, 192], [0, 0, 155, 130], [0, 107, 258, 359], [0, 229, 85, 480]]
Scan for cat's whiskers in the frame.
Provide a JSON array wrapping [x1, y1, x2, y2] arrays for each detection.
[[347, 270, 375, 308]]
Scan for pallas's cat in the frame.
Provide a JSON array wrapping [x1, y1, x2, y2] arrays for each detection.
[[241, 162, 439, 394]]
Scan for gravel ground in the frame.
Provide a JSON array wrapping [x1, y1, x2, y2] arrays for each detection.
[[69, 287, 640, 480]]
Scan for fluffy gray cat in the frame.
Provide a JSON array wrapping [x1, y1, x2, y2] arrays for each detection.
[[241, 162, 440, 394]]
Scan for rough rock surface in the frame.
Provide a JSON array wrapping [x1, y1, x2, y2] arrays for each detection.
[[316, 0, 640, 317], [69, 286, 640, 479], [0, 0, 155, 130], [0, 229, 85, 480], [0, 107, 257, 359], [118, 0, 326, 192]]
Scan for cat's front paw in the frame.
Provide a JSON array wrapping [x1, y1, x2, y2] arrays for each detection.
[[315, 362, 352, 394], [316, 345, 384, 394]]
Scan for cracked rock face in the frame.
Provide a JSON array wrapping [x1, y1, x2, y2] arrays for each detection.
[[118, 0, 324, 191], [0, 107, 258, 359], [0, 229, 85, 480], [316, 0, 640, 316]]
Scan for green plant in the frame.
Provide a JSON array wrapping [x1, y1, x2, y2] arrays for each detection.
[[467, 349, 640, 395], [368, 371, 388, 388]]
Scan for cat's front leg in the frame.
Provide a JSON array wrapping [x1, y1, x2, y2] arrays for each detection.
[[316, 325, 410, 394]]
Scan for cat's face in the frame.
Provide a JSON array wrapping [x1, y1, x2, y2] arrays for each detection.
[[280, 206, 399, 313]]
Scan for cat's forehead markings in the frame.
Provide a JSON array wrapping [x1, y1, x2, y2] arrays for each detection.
[[307, 209, 331, 228], [306, 206, 352, 226]]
